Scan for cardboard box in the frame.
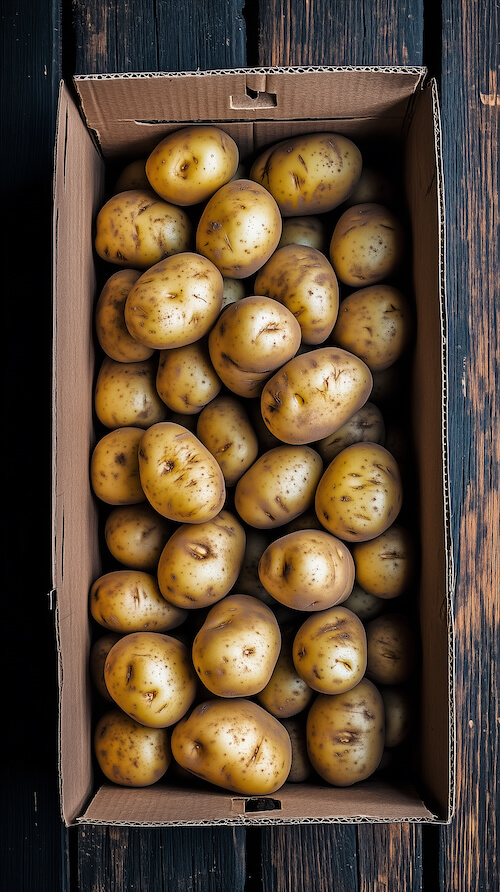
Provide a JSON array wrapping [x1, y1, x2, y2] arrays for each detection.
[[52, 67, 455, 827]]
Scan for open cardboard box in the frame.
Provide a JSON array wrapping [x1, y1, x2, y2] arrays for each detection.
[[52, 67, 455, 827]]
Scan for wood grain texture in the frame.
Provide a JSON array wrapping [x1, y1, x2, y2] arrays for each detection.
[[259, 824, 359, 892], [438, 0, 499, 889]]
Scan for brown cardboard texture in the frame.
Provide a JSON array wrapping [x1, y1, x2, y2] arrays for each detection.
[[52, 67, 454, 828]]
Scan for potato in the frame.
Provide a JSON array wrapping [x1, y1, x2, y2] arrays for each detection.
[[342, 584, 385, 622], [104, 503, 173, 572], [233, 528, 276, 605], [90, 426, 145, 506], [331, 285, 412, 372], [258, 529, 355, 612], [249, 132, 362, 216], [155, 339, 221, 415], [145, 125, 239, 206], [94, 356, 167, 429], [113, 159, 149, 193], [124, 252, 223, 350], [381, 685, 413, 748], [281, 717, 313, 782], [315, 442, 403, 542], [89, 633, 122, 701], [104, 631, 197, 728], [195, 394, 259, 486], [342, 166, 395, 209], [222, 276, 247, 309], [208, 295, 301, 398], [94, 708, 171, 787], [138, 422, 226, 523], [306, 678, 385, 786], [94, 269, 154, 362], [171, 697, 292, 794], [254, 244, 340, 345], [89, 569, 188, 633], [292, 605, 367, 694], [156, 509, 246, 609], [234, 445, 323, 530], [94, 189, 193, 269], [352, 524, 416, 599], [365, 612, 417, 685], [191, 594, 281, 697], [329, 202, 405, 287], [260, 347, 373, 446], [196, 178, 282, 278], [315, 401, 385, 463], [257, 629, 314, 718], [277, 215, 327, 252]]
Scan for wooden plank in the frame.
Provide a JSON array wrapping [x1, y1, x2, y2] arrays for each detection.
[[260, 825, 359, 892], [438, 1, 499, 889], [357, 824, 423, 891]]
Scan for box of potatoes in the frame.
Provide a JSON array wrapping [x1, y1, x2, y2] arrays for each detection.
[[52, 67, 454, 827]]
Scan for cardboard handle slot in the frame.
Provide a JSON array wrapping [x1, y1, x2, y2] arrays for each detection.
[[230, 88, 277, 110], [243, 797, 282, 813]]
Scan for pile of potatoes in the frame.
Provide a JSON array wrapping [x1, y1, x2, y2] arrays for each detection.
[[89, 125, 418, 795]]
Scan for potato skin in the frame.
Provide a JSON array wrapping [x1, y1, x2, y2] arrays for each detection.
[[234, 445, 323, 530], [124, 252, 223, 350], [192, 594, 281, 698], [365, 612, 417, 685], [250, 132, 362, 216], [254, 244, 339, 345], [331, 285, 412, 371], [95, 269, 154, 362], [138, 422, 226, 523], [156, 339, 222, 415], [329, 202, 405, 287], [196, 179, 282, 278], [90, 427, 146, 506], [104, 503, 173, 572], [156, 509, 246, 609], [315, 442, 403, 542], [381, 685, 413, 748], [196, 395, 259, 487], [104, 631, 197, 728], [89, 569, 188, 633], [95, 189, 193, 269], [352, 524, 416, 598], [170, 697, 292, 794], [146, 125, 239, 206], [94, 356, 168, 430], [257, 629, 314, 718], [90, 633, 122, 701], [94, 708, 172, 787], [292, 606, 367, 694], [306, 678, 385, 786], [315, 401, 385, 464], [261, 347, 373, 446], [258, 529, 355, 612], [277, 215, 327, 252]]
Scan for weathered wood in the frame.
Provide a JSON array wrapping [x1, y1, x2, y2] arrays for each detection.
[[438, 1, 499, 889], [259, 824, 359, 892], [357, 823, 423, 891]]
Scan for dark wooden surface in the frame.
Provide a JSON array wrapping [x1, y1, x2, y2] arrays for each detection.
[[2, 0, 498, 889]]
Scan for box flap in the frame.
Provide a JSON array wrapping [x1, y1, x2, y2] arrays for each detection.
[[73, 66, 426, 159]]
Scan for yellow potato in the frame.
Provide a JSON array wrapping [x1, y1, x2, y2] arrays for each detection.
[[113, 158, 149, 193], [156, 509, 246, 609], [89, 569, 187, 633], [196, 394, 259, 486], [234, 445, 323, 530], [94, 356, 167, 429], [138, 422, 226, 523], [315, 401, 385, 463], [329, 202, 405, 287], [281, 716, 313, 782], [124, 252, 223, 350], [277, 215, 327, 252], [331, 285, 413, 371], [315, 442, 403, 542], [104, 631, 197, 727], [208, 295, 301, 398], [196, 178, 282, 278], [380, 685, 413, 748], [94, 708, 171, 787], [191, 594, 281, 697], [292, 605, 367, 694], [171, 697, 292, 794], [104, 503, 173, 572], [342, 583, 385, 622], [254, 244, 340, 345], [94, 269, 154, 362], [352, 524, 416, 598], [342, 166, 395, 209], [145, 125, 239, 206], [156, 339, 221, 415], [89, 632, 122, 701], [258, 529, 354, 612], [260, 347, 373, 446], [94, 189, 193, 269], [306, 678, 385, 786], [90, 426, 145, 506], [221, 276, 247, 308], [233, 528, 276, 605], [257, 629, 314, 718], [365, 612, 417, 685], [250, 132, 362, 216]]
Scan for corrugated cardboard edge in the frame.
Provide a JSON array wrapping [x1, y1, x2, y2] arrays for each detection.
[[74, 64, 426, 80]]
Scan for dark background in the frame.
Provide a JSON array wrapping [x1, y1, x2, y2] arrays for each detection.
[[1, 1, 498, 890]]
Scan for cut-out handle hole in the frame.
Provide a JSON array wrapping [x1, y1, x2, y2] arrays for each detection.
[[230, 89, 277, 110], [243, 797, 282, 813]]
